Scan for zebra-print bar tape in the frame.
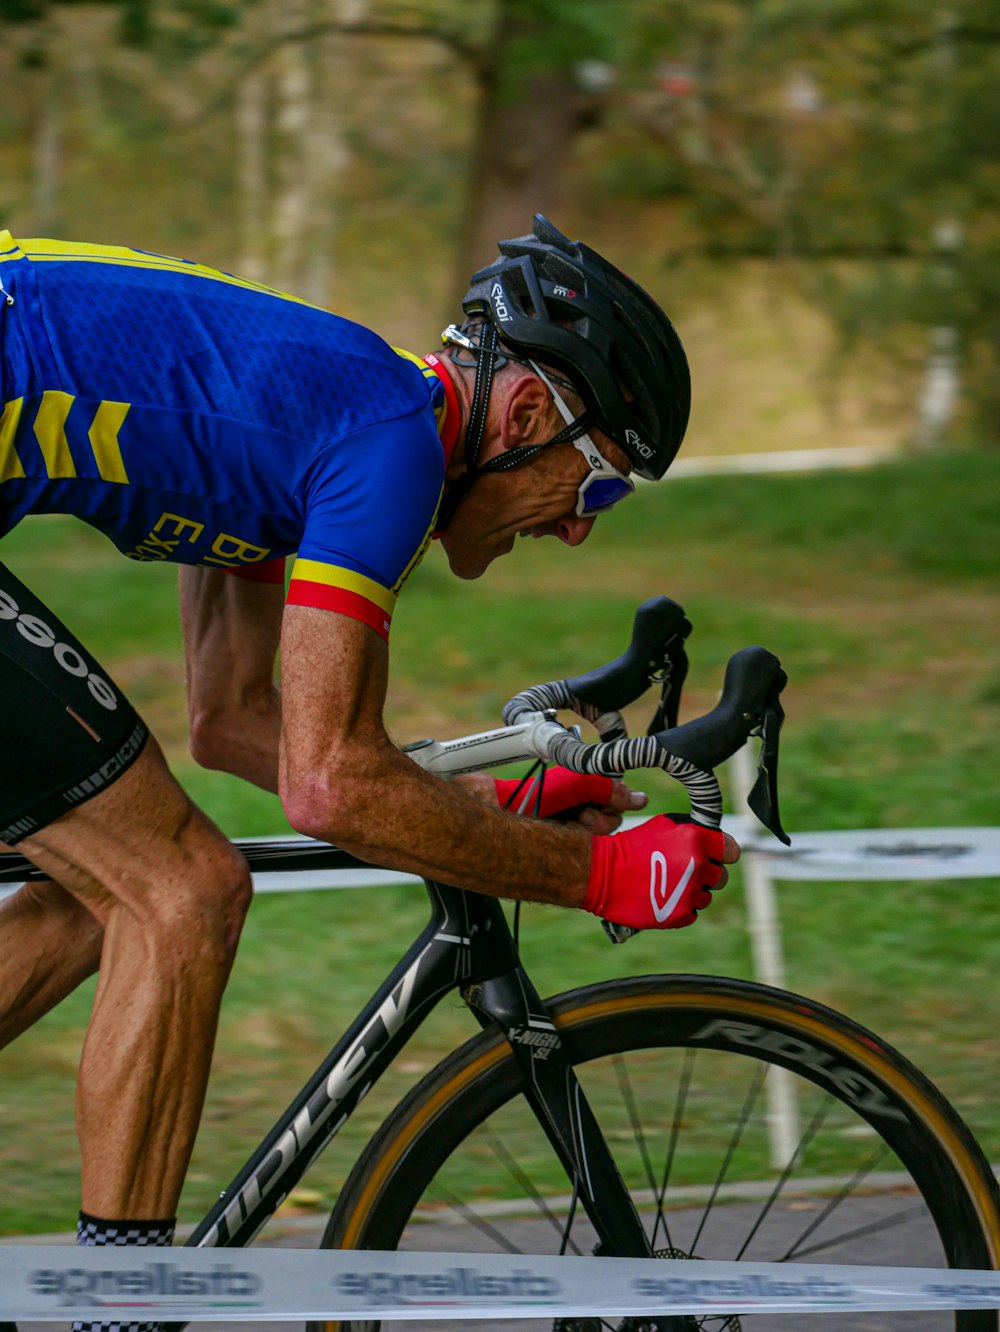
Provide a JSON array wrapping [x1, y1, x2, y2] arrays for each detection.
[[503, 680, 627, 741], [543, 728, 723, 829]]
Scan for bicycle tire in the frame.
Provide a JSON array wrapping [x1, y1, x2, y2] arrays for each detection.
[[310, 973, 1000, 1332]]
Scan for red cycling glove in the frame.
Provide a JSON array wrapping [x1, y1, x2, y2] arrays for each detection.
[[582, 814, 726, 930], [494, 768, 615, 820]]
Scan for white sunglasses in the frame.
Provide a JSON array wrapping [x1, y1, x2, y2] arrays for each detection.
[[528, 360, 636, 516]]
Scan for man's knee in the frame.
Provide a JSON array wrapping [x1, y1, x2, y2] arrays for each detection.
[[13, 740, 253, 966], [155, 832, 252, 966], [214, 841, 254, 957]]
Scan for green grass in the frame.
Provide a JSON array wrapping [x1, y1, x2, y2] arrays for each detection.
[[0, 449, 997, 1233]]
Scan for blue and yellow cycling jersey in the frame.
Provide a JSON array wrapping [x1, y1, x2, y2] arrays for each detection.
[[0, 231, 460, 640]]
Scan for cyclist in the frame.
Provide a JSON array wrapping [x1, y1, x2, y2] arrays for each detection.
[[0, 214, 737, 1322]]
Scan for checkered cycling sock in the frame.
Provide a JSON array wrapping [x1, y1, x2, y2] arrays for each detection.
[[71, 1211, 176, 1332]]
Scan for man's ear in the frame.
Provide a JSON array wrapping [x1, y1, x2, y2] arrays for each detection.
[[499, 373, 553, 452]]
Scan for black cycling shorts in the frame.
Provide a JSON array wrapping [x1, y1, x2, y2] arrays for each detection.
[[0, 560, 148, 844]]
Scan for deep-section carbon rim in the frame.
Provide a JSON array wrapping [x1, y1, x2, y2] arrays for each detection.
[[314, 975, 1000, 1332]]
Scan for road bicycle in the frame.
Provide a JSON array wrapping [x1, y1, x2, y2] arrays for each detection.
[[1, 596, 997, 1332]]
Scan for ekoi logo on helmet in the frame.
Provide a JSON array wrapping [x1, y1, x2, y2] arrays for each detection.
[[626, 428, 654, 461], [491, 282, 512, 323]]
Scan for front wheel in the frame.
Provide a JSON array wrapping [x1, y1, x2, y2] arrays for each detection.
[[315, 974, 1000, 1332]]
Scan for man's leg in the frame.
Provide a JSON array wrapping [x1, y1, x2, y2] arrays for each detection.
[[14, 733, 252, 1220], [0, 872, 103, 1046]]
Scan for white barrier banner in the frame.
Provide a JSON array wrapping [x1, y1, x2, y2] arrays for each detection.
[[735, 825, 1000, 881], [4, 1244, 1000, 1321]]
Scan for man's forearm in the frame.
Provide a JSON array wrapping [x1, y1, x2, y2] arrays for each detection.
[[194, 686, 282, 793], [180, 567, 284, 791], [279, 607, 592, 909], [283, 740, 592, 909]]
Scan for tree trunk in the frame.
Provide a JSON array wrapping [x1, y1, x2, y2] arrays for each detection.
[[271, 0, 313, 294], [237, 68, 268, 282], [28, 14, 63, 234], [241, 0, 360, 303], [33, 83, 62, 234], [452, 2, 589, 311], [299, 0, 362, 306]]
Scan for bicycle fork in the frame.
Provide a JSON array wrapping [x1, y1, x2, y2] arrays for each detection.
[[463, 963, 652, 1256], [462, 965, 695, 1331]]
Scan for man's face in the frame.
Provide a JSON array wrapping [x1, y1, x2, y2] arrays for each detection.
[[438, 432, 631, 580]]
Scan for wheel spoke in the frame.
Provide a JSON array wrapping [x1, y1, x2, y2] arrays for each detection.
[[614, 1053, 659, 1197], [421, 1181, 524, 1254], [733, 1092, 835, 1260], [481, 1124, 586, 1255], [650, 1047, 696, 1253], [613, 1054, 676, 1255], [780, 1141, 892, 1260], [785, 1200, 929, 1261], [688, 1061, 767, 1257], [559, 1180, 582, 1256]]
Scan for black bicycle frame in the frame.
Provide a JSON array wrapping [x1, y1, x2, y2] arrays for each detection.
[[0, 839, 654, 1260]]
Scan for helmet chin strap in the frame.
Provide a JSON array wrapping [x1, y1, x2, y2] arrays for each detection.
[[436, 322, 597, 531], [434, 321, 498, 530], [463, 320, 499, 475]]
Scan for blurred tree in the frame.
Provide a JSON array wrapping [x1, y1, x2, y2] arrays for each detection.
[[0, 2, 80, 232], [449, 0, 620, 297], [0, 0, 244, 232], [238, 0, 360, 303], [3, 0, 997, 440], [607, 0, 1000, 441], [215, 0, 625, 302]]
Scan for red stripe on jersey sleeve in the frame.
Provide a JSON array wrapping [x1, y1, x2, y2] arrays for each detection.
[[286, 578, 392, 642], [224, 558, 287, 584]]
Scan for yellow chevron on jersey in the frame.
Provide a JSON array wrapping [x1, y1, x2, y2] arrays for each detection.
[[33, 390, 76, 478], [2, 390, 132, 484], [0, 398, 26, 481], [88, 399, 131, 484]]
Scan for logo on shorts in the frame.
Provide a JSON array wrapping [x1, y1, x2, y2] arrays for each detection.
[[0, 591, 118, 711]]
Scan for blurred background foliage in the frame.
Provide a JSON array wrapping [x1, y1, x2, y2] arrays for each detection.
[[1, 0, 999, 444]]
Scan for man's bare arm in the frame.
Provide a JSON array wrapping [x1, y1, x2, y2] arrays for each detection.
[[279, 604, 595, 908], [178, 567, 284, 791], [177, 574, 638, 842]]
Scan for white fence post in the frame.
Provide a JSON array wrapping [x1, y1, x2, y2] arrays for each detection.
[[730, 743, 801, 1170]]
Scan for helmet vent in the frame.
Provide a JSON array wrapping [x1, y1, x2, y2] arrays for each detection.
[[543, 253, 583, 292]]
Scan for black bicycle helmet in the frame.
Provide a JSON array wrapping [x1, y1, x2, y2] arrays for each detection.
[[461, 214, 691, 480]]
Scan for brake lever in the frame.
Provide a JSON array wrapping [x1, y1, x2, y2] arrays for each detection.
[[747, 695, 790, 845], [645, 636, 689, 735], [562, 596, 692, 718]]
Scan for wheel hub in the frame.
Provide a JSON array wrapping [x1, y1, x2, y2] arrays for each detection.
[[550, 1248, 741, 1332]]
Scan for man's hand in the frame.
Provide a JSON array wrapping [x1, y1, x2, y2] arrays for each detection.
[[582, 814, 739, 931], [489, 767, 648, 833]]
